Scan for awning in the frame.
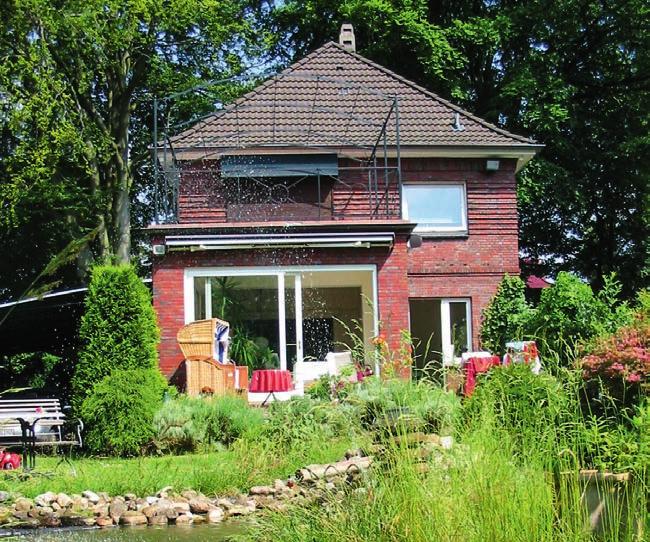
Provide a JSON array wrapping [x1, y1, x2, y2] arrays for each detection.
[[221, 154, 338, 178], [164, 232, 394, 251]]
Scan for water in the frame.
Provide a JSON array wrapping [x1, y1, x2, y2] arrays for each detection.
[[1, 522, 246, 541]]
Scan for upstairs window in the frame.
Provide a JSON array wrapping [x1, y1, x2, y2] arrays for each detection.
[[402, 183, 467, 234]]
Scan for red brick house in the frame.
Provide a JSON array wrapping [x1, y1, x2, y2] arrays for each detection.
[[149, 31, 540, 386]]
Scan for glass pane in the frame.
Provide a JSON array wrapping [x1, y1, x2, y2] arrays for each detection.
[[209, 275, 280, 370], [409, 299, 442, 374], [404, 185, 465, 229], [284, 274, 297, 371], [449, 301, 469, 357], [193, 277, 206, 320]]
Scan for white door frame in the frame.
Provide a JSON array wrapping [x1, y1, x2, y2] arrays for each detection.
[[183, 265, 378, 367], [440, 298, 472, 365]]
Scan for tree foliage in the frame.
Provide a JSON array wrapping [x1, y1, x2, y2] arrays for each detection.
[[0, 0, 261, 299], [269, 0, 650, 294], [72, 264, 159, 410]]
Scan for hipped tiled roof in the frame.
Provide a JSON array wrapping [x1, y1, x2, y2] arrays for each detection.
[[171, 42, 535, 151]]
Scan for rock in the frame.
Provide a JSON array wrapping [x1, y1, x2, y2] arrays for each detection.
[[148, 514, 168, 525], [120, 511, 147, 526], [146, 496, 158, 505], [157, 486, 173, 498], [39, 514, 61, 528], [265, 501, 289, 513], [161, 507, 178, 520], [98, 492, 110, 502], [93, 504, 109, 517], [14, 497, 33, 512], [274, 479, 287, 492], [141, 505, 158, 518], [250, 485, 274, 496], [189, 498, 211, 514], [56, 493, 73, 508], [13, 518, 40, 529], [175, 513, 193, 524], [216, 498, 234, 510], [181, 490, 198, 499], [108, 501, 127, 520], [60, 513, 91, 527], [80, 490, 98, 504], [228, 501, 256, 516], [193, 514, 206, 524], [34, 492, 57, 507], [124, 493, 137, 501], [0, 491, 9, 503], [207, 508, 225, 523], [157, 498, 173, 509], [96, 517, 115, 528], [0, 506, 13, 524], [51, 502, 61, 511], [173, 502, 190, 513]]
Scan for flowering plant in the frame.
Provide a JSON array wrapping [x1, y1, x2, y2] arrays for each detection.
[[581, 321, 649, 385]]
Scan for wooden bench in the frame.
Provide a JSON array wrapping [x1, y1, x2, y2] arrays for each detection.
[[0, 399, 83, 469]]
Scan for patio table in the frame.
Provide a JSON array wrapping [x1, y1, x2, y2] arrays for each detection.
[[249, 369, 293, 405]]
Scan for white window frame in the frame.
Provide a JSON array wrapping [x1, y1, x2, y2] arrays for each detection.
[[402, 182, 468, 234], [184, 265, 379, 371]]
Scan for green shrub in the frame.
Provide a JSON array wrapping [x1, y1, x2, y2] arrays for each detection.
[[480, 274, 532, 355], [80, 368, 168, 456], [72, 264, 159, 410], [527, 272, 632, 363], [154, 394, 264, 452]]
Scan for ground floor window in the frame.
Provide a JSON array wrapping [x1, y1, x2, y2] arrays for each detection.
[[409, 298, 472, 376], [186, 266, 377, 371]]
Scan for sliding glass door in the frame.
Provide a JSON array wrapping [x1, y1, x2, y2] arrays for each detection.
[[186, 266, 377, 371]]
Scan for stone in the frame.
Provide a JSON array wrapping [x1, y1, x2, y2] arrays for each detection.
[[14, 497, 33, 512], [175, 513, 193, 524], [161, 507, 178, 520], [98, 492, 110, 502], [124, 493, 137, 501], [207, 508, 225, 523], [216, 498, 234, 510], [157, 498, 173, 509], [93, 504, 109, 517], [51, 502, 61, 511], [146, 496, 158, 505], [250, 485, 274, 496], [60, 513, 91, 527], [228, 502, 256, 516], [13, 518, 40, 529], [109, 501, 127, 520], [81, 490, 100, 504], [34, 492, 57, 507], [39, 514, 61, 528], [56, 493, 73, 508], [141, 505, 159, 518], [274, 479, 287, 492], [96, 517, 115, 528], [120, 511, 147, 526], [192, 514, 206, 524], [189, 498, 210, 514], [0, 491, 9, 503], [148, 514, 168, 525], [173, 502, 190, 513], [0, 506, 14, 524], [181, 490, 198, 499], [157, 486, 173, 498]]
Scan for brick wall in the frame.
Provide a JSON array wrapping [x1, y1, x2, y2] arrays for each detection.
[[153, 238, 410, 380]]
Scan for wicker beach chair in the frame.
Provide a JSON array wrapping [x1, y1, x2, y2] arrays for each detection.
[[177, 318, 249, 397]]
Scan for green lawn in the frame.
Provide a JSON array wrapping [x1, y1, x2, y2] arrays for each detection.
[[0, 436, 357, 498]]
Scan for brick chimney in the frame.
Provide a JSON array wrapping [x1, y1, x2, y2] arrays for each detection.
[[339, 24, 356, 53]]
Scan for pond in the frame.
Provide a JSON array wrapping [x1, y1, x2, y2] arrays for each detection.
[[0, 522, 246, 541]]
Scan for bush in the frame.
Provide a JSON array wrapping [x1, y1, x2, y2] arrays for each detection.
[[72, 264, 159, 410], [154, 394, 264, 452], [80, 368, 168, 456], [527, 272, 632, 362], [480, 274, 532, 355]]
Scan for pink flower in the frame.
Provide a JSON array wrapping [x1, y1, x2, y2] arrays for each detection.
[[627, 373, 641, 383], [610, 363, 625, 372]]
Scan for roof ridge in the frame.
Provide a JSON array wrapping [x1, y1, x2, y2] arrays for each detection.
[[326, 42, 534, 145]]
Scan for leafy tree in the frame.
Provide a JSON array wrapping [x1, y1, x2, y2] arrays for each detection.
[[72, 264, 159, 410], [0, 0, 260, 286], [269, 0, 650, 294]]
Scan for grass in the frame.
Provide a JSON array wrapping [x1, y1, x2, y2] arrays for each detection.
[[0, 435, 360, 499]]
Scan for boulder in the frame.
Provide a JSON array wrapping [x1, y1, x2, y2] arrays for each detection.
[[207, 508, 225, 523], [173, 502, 190, 513], [250, 485, 274, 496], [108, 501, 127, 520], [96, 517, 115, 528], [39, 514, 61, 528], [181, 490, 198, 499], [56, 493, 73, 508], [120, 511, 147, 526], [148, 514, 168, 525], [157, 486, 173, 498], [34, 492, 57, 507], [175, 513, 193, 524], [14, 497, 33, 512], [0, 491, 9, 503], [189, 497, 211, 514]]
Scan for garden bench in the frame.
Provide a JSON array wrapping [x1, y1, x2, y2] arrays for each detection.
[[0, 398, 83, 469]]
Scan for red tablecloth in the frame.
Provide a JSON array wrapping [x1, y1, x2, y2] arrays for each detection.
[[464, 356, 501, 397], [249, 370, 293, 393]]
